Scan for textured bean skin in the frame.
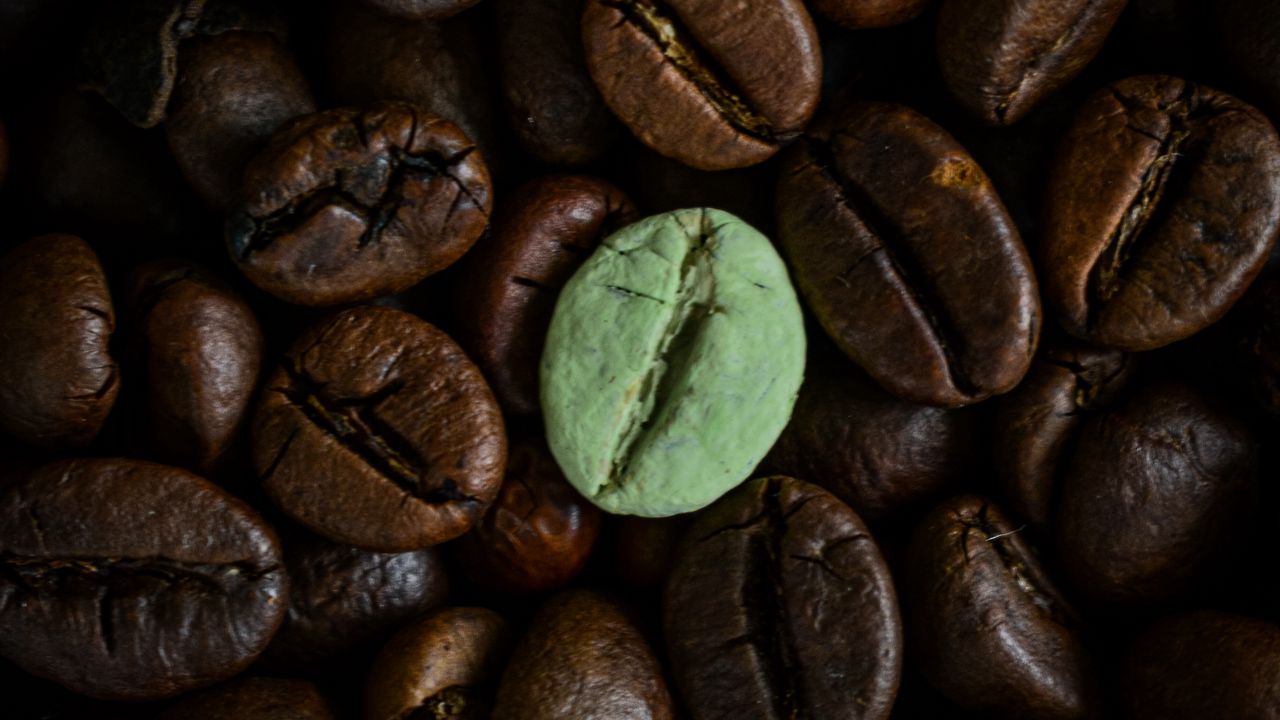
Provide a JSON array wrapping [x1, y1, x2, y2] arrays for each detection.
[[157, 677, 336, 720]]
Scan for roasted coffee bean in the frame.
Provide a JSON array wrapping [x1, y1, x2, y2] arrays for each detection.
[[0, 458, 287, 700], [992, 339, 1133, 533], [454, 175, 636, 416], [1123, 611, 1280, 720], [457, 436, 602, 593], [261, 530, 449, 669], [158, 676, 336, 720], [1217, 1, 1280, 119], [582, 0, 822, 170], [777, 102, 1040, 407], [253, 305, 505, 551], [166, 31, 315, 211], [1041, 75, 1280, 351], [1056, 380, 1256, 606], [903, 496, 1097, 720], [0, 235, 118, 449], [492, 589, 673, 720], [365, 607, 507, 720], [127, 260, 263, 473], [937, 0, 1127, 125], [358, 0, 480, 19], [810, 0, 929, 29], [227, 103, 492, 307]]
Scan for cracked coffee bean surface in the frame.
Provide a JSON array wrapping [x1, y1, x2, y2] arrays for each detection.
[[0, 458, 287, 701], [252, 305, 505, 552], [228, 102, 492, 307]]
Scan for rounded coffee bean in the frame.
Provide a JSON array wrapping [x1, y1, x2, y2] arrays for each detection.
[[358, 0, 479, 19], [582, 0, 822, 170], [937, 0, 1127, 125], [228, 103, 493, 307], [0, 235, 118, 449], [777, 102, 1039, 407], [365, 607, 507, 720], [810, 0, 929, 29], [127, 260, 263, 473], [166, 31, 315, 211], [1056, 380, 1256, 606], [1123, 611, 1280, 720], [253, 305, 505, 551], [903, 496, 1097, 720], [492, 589, 673, 720], [541, 209, 805, 517], [158, 677, 335, 720], [0, 458, 287, 700], [1041, 75, 1280, 351], [665, 476, 902, 720], [455, 175, 636, 415]]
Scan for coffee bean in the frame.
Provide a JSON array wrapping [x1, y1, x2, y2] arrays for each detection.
[[0, 458, 287, 700], [541, 208, 806, 517], [903, 496, 1097, 720], [1041, 75, 1280, 351], [358, 0, 480, 20], [665, 476, 902, 720], [937, 0, 1127, 125], [127, 260, 263, 473], [1055, 380, 1256, 606], [365, 607, 508, 720], [810, 0, 929, 29], [454, 175, 636, 416], [158, 676, 336, 720], [227, 103, 493, 307], [492, 589, 673, 720], [777, 101, 1040, 407], [582, 0, 822, 170], [0, 235, 118, 449], [253, 305, 505, 551]]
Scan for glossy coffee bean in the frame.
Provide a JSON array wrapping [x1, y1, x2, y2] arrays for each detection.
[[0, 235, 118, 449], [582, 0, 822, 170], [665, 476, 902, 720], [0, 458, 287, 700], [1124, 611, 1280, 720], [166, 31, 315, 211], [365, 607, 507, 720], [1056, 380, 1256, 606], [492, 589, 673, 720], [992, 339, 1133, 532], [253, 305, 505, 551], [127, 260, 263, 473], [458, 435, 602, 593], [903, 496, 1097, 720], [1041, 75, 1280, 351], [937, 0, 1127, 125], [810, 0, 929, 29], [359, 0, 480, 19], [777, 102, 1040, 407], [228, 103, 492, 307], [454, 175, 636, 415], [157, 676, 336, 720]]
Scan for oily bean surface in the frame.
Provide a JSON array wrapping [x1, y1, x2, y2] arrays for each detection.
[[157, 676, 336, 720]]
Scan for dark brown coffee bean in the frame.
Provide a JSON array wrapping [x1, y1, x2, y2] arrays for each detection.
[[127, 260, 263, 473], [1041, 75, 1280, 351], [810, 0, 929, 29], [228, 103, 492, 307], [457, 435, 601, 593], [496, 0, 621, 165], [365, 607, 508, 720], [582, 0, 822, 170], [937, 0, 1127, 125], [0, 235, 118, 449], [1123, 611, 1280, 720], [158, 677, 336, 720], [166, 31, 315, 211], [358, 0, 480, 19], [253, 305, 505, 551], [903, 496, 1097, 720], [992, 339, 1133, 532], [1217, 1, 1280, 119], [0, 458, 287, 700], [777, 102, 1040, 407], [1056, 380, 1256, 606], [665, 476, 902, 720], [492, 589, 673, 720], [453, 175, 636, 415]]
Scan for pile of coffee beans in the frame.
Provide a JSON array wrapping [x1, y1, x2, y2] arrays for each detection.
[[2, 1, 1280, 718]]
